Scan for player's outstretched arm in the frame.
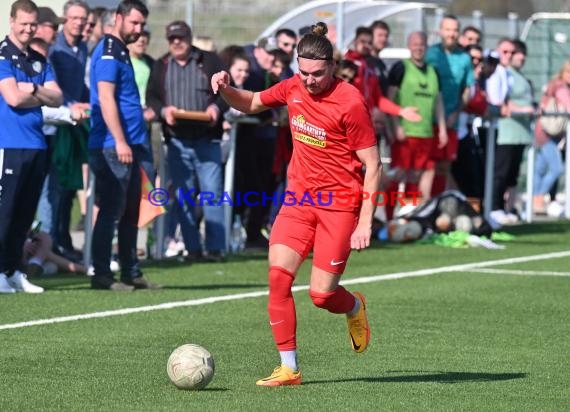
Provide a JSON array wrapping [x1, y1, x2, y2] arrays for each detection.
[[211, 71, 268, 115]]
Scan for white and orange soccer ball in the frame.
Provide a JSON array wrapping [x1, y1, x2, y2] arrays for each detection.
[[167, 344, 215, 390]]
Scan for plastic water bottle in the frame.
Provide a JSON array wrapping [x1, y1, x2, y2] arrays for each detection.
[[230, 215, 246, 253]]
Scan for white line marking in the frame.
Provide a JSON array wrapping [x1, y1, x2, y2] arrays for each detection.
[[1, 250, 569, 331], [467, 268, 570, 277]]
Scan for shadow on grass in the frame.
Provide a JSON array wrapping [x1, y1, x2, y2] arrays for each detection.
[[42, 281, 267, 291], [159, 283, 266, 290], [142, 253, 268, 269], [506, 221, 570, 237], [303, 371, 527, 385]]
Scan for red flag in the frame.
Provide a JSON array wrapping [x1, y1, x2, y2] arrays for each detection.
[[138, 168, 166, 228]]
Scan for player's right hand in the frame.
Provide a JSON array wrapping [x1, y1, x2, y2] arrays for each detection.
[[211, 71, 231, 94]]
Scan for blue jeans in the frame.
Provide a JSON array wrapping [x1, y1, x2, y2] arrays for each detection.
[[168, 137, 225, 253], [89, 145, 147, 285], [534, 140, 564, 195], [37, 160, 59, 235]]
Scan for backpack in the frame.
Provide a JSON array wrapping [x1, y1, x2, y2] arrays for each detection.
[[540, 97, 568, 136]]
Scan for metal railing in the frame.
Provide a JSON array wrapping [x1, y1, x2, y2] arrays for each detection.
[[483, 111, 569, 224]]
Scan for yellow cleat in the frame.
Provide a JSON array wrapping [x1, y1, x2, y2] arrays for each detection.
[[347, 292, 370, 353], [255, 365, 302, 387]]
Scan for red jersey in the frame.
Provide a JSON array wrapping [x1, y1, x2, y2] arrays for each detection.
[[260, 75, 377, 211]]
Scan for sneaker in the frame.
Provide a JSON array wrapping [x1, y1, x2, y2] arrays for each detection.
[[123, 276, 162, 290], [91, 276, 134, 291], [108, 282, 135, 291], [347, 292, 370, 353], [7, 270, 44, 293], [255, 365, 302, 387], [0, 273, 16, 293]]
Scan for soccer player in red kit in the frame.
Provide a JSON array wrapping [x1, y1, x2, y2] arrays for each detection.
[[211, 22, 381, 386]]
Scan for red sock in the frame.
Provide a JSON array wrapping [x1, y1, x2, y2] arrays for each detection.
[[431, 174, 446, 197], [309, 286, 355, 314], [268, 266, 297, 351]]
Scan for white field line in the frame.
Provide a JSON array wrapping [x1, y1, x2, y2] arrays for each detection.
[[468, 268, 570, 277], [1, 250, 569, 331]]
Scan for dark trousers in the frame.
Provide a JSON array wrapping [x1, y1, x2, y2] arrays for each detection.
[[89, 145, 146, 286], [234, 125, 276, 243], [452, 135, 485, 198], [492, 144, 526, 210], [0, 149, 47, 273]]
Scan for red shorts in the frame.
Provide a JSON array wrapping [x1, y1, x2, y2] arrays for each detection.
[[391, 136, 435, 170], [269, 204, 358, 274], [431, 126, 458, 161]]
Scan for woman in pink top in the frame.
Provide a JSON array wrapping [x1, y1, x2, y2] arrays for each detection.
[[533, 61, 570, 211]]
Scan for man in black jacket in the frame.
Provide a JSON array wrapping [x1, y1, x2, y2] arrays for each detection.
[[146, 21, 226, 261]]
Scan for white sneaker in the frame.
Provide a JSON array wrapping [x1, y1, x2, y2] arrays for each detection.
[[7, 270, 44, 293], [0, 273, 16, 293], [489, 210, 508, 229]]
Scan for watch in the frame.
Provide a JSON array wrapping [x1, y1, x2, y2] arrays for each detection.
[[31, 83, 38, 96]]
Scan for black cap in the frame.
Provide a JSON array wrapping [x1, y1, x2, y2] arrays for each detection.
[[37, 7, 65, 27], [166, 21, 192, 39]]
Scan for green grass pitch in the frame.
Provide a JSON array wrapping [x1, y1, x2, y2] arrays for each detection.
[[0, 221, 569, 411]]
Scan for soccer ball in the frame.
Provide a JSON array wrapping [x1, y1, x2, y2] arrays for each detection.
[[167, 344, 215, 390]]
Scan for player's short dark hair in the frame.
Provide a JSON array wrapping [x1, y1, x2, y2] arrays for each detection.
[[116, 0, 148, 18]]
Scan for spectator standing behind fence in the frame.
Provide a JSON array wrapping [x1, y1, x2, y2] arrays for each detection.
[[491, 40, 535, 225], [387, 31, 446, 203], [458, 26, 481, 50], [452, 44, 488, 198], [533, 61, 570, 212], [44, 0, 90, 263], [235, 38, 279, 248], [146, 20, 227, 262], [274, 28, 297, 78], [34, 7, 64, 46], [127, 28, 155, 181], [89, 0, 159, 291], [0, 0, 63, 294], [485, 38, 515, 223], [426, 14, 474, 196], [368, 20, 391, 95]]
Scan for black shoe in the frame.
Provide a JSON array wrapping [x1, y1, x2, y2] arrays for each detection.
[[123, 276, 162, 290], [182, 251, 203, 264], [91, 278, 134, 291], [202, 251, 227, 263]]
